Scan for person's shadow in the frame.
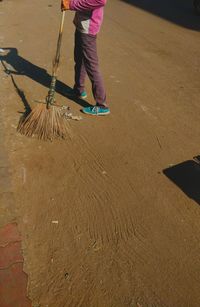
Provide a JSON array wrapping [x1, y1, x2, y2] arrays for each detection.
[[163, 156, 200, 205], [0, 47, 91, 111], [121, 0, 200, 31]]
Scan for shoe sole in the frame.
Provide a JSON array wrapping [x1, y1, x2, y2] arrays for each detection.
[[79, 95, 87, 99], [82, 110, 110, 116]]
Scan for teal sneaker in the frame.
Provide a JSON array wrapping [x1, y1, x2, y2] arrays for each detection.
[[82, 105, 110, 116], [78, 91, 87, 99], [66, 89, 87, 99]]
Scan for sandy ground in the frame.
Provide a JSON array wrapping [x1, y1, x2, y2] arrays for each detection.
[[1, 0, 200, 306]]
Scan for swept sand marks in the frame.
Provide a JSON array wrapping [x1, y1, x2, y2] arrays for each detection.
[[69, 135, 138, 245], [11, 134, 145, 306]]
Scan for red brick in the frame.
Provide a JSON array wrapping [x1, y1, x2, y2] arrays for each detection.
[[0, 223, 31, 306], [0, 263, 31, 307], [0, 242, 23, 269], [0, 223, 21, 246]]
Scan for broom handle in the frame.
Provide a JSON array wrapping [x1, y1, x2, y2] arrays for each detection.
[[47, 11, 66, 107], [52, 10, 66, 77]]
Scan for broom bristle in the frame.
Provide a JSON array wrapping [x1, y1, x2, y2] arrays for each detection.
[[17, 103, 70, 141]]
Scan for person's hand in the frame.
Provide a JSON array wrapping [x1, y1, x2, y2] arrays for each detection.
[[61, 0, 70, 11]]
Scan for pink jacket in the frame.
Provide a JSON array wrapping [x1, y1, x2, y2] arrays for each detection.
[[69, 0, 107, 35]]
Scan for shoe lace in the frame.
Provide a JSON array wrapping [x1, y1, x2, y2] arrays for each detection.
[[91, 106, 99, 114]]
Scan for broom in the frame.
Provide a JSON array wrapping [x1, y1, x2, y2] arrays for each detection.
[[18, 11, 69, 141]]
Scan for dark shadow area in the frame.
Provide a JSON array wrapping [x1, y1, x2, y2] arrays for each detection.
[[163, 156, 200, 205], [0, 48, 92, 109], [10, 74, 32, 115], [1, 60, 31, 115], [121, 0, 200, 31]]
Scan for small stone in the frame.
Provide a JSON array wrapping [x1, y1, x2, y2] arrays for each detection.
[[52, 220, 58, 224]]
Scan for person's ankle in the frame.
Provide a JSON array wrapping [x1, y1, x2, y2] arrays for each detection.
[[96, 103, 108, 109]]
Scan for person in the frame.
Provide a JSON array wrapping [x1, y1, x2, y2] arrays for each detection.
[[61, 0, 110, 116]]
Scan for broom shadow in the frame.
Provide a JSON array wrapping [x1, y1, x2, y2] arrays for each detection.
[[11, 75, 32, 116], [0, 47, 92, 109], [10, 74, 33, 127], [1, 59, 31, 126]]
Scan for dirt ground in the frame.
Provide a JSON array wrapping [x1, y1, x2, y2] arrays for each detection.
[[1, 0, 200, 306]]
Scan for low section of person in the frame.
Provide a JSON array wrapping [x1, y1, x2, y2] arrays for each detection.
[[61, 0, 110, 116]]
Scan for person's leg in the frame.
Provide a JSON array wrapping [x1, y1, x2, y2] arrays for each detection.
[[81, 33, 107, 108], [74, 30, 87, 95]]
